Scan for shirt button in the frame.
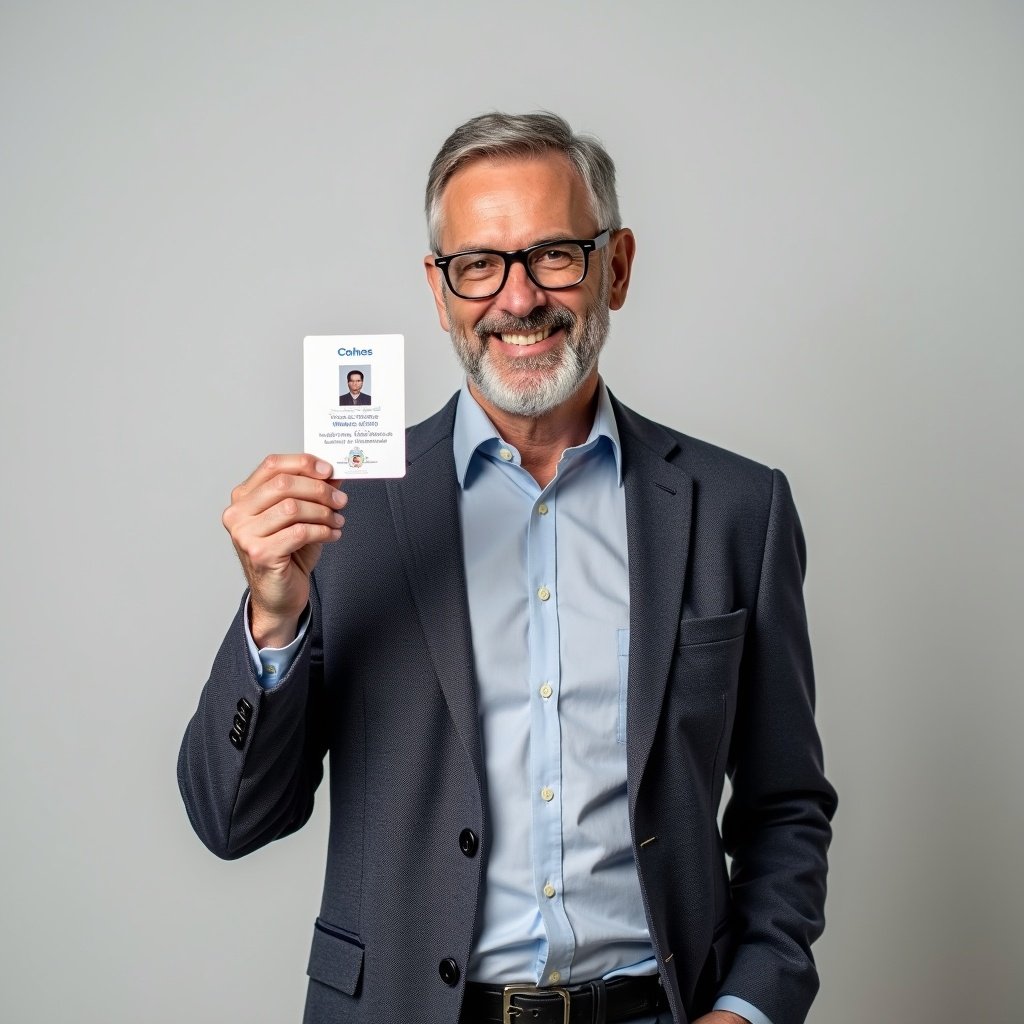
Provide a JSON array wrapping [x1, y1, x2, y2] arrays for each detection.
[[537, 586, 551, 602], [543, 883, 556, 898], [499, 447, 513, 461], [537, 503, 549, 515], [539, 683, 553, 699], [549, 971, 562, 984], [540, 787, 554, 802]]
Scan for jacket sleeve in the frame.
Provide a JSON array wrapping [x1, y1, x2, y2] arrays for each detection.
[[177, 584, 328, 860], [719, 469, 838, 1024]]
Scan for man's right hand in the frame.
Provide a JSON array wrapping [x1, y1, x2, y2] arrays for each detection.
[[222, 454, 347, 649]]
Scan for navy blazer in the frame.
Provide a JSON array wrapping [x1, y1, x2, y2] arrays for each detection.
[[179, 392, 836, 1024]]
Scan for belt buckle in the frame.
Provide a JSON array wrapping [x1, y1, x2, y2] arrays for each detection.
[[502, 983, 570, 1024]]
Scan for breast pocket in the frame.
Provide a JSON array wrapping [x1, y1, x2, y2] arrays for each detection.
[[667, 610, 748, 786], [676, 608, 748, 649], [674, 608, 747, 696]]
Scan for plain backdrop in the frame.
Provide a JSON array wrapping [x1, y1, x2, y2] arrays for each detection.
[[2, 3, 1021, 1022]]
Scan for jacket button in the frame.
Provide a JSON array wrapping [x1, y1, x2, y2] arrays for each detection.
[[236, 698, 253, 721], [438, 958, 460, 987], [459, 829, 478, 857], [229, 728, 244, 749]]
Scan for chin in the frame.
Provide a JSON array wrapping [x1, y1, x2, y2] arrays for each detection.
[[474, 351, 593, 418]]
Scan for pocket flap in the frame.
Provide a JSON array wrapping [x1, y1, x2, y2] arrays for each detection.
[[307, 919, 364, 995], [677, 608, 748, 647]]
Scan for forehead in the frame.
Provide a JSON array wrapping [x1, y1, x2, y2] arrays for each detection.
[[438, 152, 594, 252]]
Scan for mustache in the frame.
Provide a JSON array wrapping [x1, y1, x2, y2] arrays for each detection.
[[474, 306, 576, 341]]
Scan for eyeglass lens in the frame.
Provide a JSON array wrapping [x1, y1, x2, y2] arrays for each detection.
[[447, 243, 588, 298]]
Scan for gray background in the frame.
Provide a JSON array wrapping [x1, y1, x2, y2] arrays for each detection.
[[2, 2, 1021, 1022]]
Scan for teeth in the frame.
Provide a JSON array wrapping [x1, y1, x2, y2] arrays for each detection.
[[499, 326, 553, 346]]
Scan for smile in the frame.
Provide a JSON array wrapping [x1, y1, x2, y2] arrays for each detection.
[[497, 325, 555, 347]]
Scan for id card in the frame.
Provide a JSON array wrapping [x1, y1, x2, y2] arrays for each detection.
[[303, 335, 406, 478]]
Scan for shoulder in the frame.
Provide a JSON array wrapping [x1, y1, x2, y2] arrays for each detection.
[[611, 393, 777, 507]]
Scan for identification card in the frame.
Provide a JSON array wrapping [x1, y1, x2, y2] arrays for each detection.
[[303, 334, 406, 478]]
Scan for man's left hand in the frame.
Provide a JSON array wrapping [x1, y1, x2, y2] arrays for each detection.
[[692, 1013, 750, 1024]]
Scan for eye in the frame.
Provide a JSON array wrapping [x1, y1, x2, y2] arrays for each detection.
[[533, 242, 586, 268], [451, 252, 504, 280], [537, 247, 573, 265]]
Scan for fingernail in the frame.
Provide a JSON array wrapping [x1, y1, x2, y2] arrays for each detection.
[[331, 488, 346, 506], [316, 460, 332, 475]]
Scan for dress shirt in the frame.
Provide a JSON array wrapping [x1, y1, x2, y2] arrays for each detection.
[[244, 381, 771, 1024]]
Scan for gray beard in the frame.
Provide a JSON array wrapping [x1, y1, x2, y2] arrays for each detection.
[[444, 271, 610, 418]]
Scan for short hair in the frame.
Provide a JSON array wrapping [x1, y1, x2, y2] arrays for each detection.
[[425, 111, 621, 254], [347, 370, 363, 381]]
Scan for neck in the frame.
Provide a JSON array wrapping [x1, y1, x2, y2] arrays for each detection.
[[468, 371, 600, 488]]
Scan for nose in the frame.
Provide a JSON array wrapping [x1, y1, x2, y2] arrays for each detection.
[[495, 257, 547, 318]]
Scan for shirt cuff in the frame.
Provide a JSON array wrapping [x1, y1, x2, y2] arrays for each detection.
[[713, 995, 774, 1024], [243, 596, 310, 689]]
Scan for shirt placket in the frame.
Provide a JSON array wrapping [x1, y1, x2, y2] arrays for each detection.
[[527, 469, 575, 986]]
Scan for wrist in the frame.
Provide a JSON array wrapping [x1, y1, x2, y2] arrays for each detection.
[[248, 603, 301, 650]]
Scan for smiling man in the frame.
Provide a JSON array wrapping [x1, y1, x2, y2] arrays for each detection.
[[180, 112, 836, 1024]]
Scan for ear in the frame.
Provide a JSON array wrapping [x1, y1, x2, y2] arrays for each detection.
[[424, 255, 451, 332], [606, 228, 636, 311]]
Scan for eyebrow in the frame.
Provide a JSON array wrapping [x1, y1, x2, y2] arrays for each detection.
[[444, 232, 582, 255]]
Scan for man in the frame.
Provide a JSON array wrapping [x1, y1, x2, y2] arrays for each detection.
[[179, 112, 836, 1024], [339, 369, 371, 405]]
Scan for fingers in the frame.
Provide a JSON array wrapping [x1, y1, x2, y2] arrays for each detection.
[[242, 521, 343, 567], [232, 453, 335, 503], [225, 458, 346, 532], [246, 498, 345, 540], [236, 472, 346, 519]]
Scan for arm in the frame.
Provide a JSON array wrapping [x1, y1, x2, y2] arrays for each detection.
[[177, 454, 345, 859], [177, 588, 327, 858], [719, 470, 838, 1024]]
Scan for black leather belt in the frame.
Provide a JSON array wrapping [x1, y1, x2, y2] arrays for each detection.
[[461, 975, 667, 1024]]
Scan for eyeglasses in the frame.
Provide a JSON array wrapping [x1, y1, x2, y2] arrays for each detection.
[[433, 229, 610, 300]]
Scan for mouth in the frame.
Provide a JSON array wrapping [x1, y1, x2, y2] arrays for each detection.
[[495, 325, 555, 347]]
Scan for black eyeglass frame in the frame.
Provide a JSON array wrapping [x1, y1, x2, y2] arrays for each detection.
[[433, 229, 611, 300]]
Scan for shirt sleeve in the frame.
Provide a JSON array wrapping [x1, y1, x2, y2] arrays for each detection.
[[242, 595, 310, 689], [713, 995, 775, 1024]]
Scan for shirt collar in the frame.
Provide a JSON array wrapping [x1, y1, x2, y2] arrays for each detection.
[[453, 378, 623, 489]]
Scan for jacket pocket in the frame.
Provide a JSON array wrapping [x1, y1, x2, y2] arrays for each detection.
[[676, 608, 747, 648], [307, 918, 364, 996]]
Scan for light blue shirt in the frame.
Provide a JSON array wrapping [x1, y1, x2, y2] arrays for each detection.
[[246, 381, 771, 1024]]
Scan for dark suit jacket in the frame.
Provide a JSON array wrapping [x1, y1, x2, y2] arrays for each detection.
[[339, 392, 371, 406], [179, 392, 836, 1024]]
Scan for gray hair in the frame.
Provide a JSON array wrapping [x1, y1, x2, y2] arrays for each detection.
[[425, 110, 621, 253]]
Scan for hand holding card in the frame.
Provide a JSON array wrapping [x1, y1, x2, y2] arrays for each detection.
[[222, 454, 346, 649]]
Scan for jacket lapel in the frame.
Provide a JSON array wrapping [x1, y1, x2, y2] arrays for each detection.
[[614, 398, 695, 813], [385, 396, 485, 784], [384, 392, 692, 803]]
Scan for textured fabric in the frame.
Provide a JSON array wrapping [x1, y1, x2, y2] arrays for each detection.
[[179, 391, 836, 1024]]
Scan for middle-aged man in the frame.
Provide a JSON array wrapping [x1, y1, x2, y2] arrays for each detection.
[[339, 370, 372, 406], [179, 111, 837, 1024]]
